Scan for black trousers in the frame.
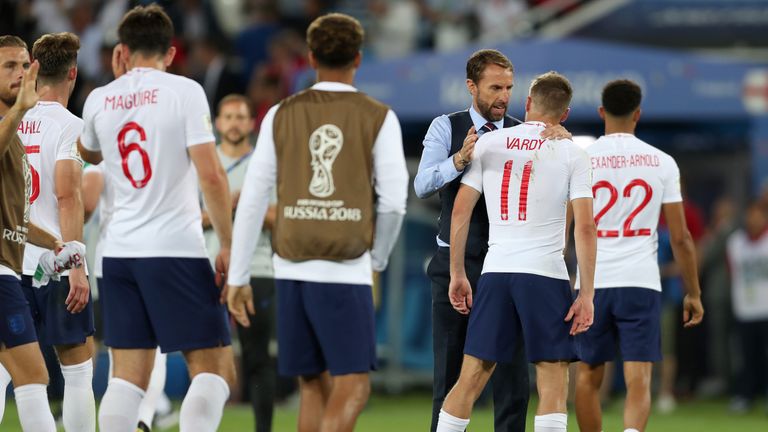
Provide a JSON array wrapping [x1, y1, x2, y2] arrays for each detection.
[[236, 277, 277, 432], [427, 247, 529, 432]]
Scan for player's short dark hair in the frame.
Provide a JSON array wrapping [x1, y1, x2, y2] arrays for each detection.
[[118, 4, 174, 57], [529, 71, 572, 117], [0, 35, 27, 49], [466, 49, 513, 84], [602, 79, 642, 117], [217, 94, 253, 118], [32, 32, 79, 83], [306, 13, 363, 69]]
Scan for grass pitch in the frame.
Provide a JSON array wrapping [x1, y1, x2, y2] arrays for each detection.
[[3, 393, 767, 431]]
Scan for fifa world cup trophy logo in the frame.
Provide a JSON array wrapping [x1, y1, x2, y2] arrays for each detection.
[[308, 124, 343, 198]]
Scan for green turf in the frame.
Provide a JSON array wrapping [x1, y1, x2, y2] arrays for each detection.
[[3, 394, 766, 431]]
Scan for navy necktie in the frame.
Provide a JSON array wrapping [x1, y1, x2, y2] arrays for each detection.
[[480, 122, 497, 134]]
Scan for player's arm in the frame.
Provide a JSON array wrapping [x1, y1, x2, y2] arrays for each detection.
[[414, 116, 474, 199], [82, 168, 103, 223], [662, 201, 704, 327], [56, 158, 89, 313], [567, 197, 596, 335], [77, 139, 102, 165], [262, 205, 277, 232], [26, 223, 62, 250], [190, 142, 233, 280], [0, 62, 39, 156], [449, 184, 481, 315]]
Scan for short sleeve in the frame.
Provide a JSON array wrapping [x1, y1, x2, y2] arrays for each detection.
[[460, 142, 483, 193], [569, 144, 593, 200], [80, 90, 101, 152], [183, 81, 216, 148], [662, 157, 683, 203], [56, 117, 84, 164]]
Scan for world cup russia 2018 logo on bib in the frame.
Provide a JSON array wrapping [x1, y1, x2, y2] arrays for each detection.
[[308, 124, 343, 198]]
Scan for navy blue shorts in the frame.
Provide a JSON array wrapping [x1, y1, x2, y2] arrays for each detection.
[[276, 279, 376, 377], [101, 257, 231, 353], [465, 273, 576, 363], [575, 287, 662, 364], [0, 275, 38, 348], [20, 275, 95, 346]]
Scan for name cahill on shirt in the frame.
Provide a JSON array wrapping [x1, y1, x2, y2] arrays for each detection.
[[104, 89, 159, 111], [591, 154, 660, 170], [17, 120, 41, 135]]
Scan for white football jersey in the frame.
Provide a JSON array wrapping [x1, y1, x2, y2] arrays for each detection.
[[18, 102, 83, 275], [461, 121, 593, 280], [727, 230, 768, 321], [581, 133, 682, 291], [81, 67, 215, 258]]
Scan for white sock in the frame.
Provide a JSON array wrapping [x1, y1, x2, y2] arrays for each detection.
[[0, 363, 11, 423], [436, 409, 470, 432], [14, 383, 56, 432], [61, 359, 96, 432], [138, 350, 167, 426], [534, 413, 568, 432], [625, 429, 641, 432], [98, 378, 145, 432], [179, 373, 230, 432]]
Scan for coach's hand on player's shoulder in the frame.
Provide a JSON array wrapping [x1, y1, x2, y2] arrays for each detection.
[[449, 275, 473, 315], [453, 126, 477, 171], [227, 285, 255, 328], [540, 124, 572, 141], [565, 293, 594, 336], [682, 294, 704, 328], [65, 266, 90, 314]]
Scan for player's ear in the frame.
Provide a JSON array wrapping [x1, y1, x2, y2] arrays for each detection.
[[525, 96, 532, 113], [598, 106, 606, 120], [307, 51, 319, 69], [163, 46, 176, 68], [466, 79, 476, 98], [633, 108, 641, 122], [559, 107, 570, 123], [68, 65, 77, 82], [353, 51, 362, 69]]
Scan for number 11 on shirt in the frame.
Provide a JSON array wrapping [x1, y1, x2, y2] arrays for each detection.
[[500, 159, 533, 221]]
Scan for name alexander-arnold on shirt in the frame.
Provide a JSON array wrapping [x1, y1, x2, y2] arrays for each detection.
[[104, 89, 159, 111], [591, 154, 660, 169]]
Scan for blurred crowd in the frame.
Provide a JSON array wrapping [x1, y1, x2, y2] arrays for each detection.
[[0, 0, 586, 130]]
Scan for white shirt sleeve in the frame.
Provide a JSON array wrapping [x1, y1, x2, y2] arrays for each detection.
[[227, 104, 278, 286], [183, 80, 216, 148], [373, 110, 408, 215], [56, 117, 84, 164], [459, 137, 484, 193], [80, 90, 100, 152], [370, 109, 408, 271], [569, 143, 593, 200], [662, 156, 683, 203]]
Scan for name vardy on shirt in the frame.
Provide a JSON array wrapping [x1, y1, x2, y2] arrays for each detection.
[[506, 137, 544, 151], [104, 89, 159, 111]]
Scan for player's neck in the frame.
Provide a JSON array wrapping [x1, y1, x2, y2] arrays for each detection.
[[127, 55, 166, 72], [38, 81, 70, 107], [524, 113, 559, 125], [220, 140, 252, 158], [315, 68, 355, 86], [604, 122, 636, 136]]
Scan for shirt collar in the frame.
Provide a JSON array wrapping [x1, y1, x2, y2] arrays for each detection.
[[311, 81, 358, 92], [468, 105, 504, 132]]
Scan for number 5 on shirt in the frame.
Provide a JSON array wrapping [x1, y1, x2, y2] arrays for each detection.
[[118, 122, 152, 189]]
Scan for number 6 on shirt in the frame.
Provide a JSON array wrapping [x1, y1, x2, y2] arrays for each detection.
[[118, 122, 153, 188], [500, 159, 533, 221]]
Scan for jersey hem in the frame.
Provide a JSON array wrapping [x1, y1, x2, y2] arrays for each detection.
[[480, 267, 569, 280]]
